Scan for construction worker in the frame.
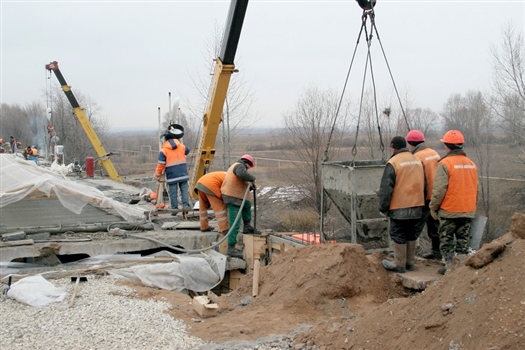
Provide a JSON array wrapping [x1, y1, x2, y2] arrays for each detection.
[[221, 154, 256, 258], [406, 130, 442, 260], [9, 136, 16, 153], [24, 146, 33, 159], [153, 124, 191, 214], [429, 130, 478, 275], [379, 136, 426, 273], [194, 171, 229, 233]]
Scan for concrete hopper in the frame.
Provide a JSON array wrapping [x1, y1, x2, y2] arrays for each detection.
[[322, 159, 389, 250]]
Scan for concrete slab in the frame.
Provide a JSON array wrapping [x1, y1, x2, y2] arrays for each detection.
[[396, 258, 443, 290], [0, 229, 220, 263], [0, 197, 121, 230]]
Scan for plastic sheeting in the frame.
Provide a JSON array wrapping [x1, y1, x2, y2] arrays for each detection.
[[108, 250, 226, 293], [6, 275, 67, 307], [0, 155, 143, 222]]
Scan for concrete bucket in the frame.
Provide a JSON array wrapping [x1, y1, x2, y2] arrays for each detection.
[[322, 159, 389, 250]]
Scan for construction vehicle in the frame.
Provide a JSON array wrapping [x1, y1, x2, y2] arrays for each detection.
[[45, 61, 122, 183], [188, 0, 249, 197]]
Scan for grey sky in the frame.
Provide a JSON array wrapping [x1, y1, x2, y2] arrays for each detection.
[[1, 1, 524, 130]]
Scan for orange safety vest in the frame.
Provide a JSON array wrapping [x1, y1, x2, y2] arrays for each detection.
[[221, 162, 252, 201], [154, 139, 189, 183], [439, 155, 478, 213], [197, 171, 226, 199], [414, 147, 440, 200], [387, 151, 425, 210]]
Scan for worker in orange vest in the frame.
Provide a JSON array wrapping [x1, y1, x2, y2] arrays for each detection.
[[406, 130, 442, 260], [379, 136, 426, 273], [194, 171, 229, 233], [153, 124, 191, 213], [221, 154, 256, 258], [429, 130, 478, 275]]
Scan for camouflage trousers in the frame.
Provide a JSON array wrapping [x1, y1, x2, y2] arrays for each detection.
[[438, 217, 472, 259]]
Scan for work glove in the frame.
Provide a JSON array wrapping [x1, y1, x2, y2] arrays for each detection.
[[250, 181, 257, 190], [430, 210, 438, 220]]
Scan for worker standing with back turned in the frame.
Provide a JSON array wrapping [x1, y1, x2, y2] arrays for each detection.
[[221, 154, 256, 258], [379, 136, 426, 273], [194, 171, 229, 233], [429, 130, 478, 275], [153, 124, 191, 214], [406, 129, 441, 260]]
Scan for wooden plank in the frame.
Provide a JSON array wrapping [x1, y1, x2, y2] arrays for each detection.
[[229, 270, 244, 290], [243, 235, 267, 271], [0, 239, 34, 247]]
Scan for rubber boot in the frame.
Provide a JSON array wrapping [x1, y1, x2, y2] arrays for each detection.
[[438, 252, 454, 275], [243, 221, 255, 234], [405, 240, 416, 271], [227, 244, 243, 259], [422, 250, 443, 260], [382, 243, 407, 273]]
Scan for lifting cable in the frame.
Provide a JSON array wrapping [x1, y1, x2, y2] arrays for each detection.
[[324, 1, 411, 164]]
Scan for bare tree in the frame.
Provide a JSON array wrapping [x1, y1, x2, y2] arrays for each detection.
[[490, 22, 525, 148], [187, 22, 257, 170], [0, 103, 35, 149], [282, 85, 350, 213], [406, 107, 438, 136], [48, 85, 108, 163]]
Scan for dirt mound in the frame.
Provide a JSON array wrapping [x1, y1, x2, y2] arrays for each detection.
[[297, 233, 525, 349], [131, 213, 525, 349], [137, 244, 407, 343]]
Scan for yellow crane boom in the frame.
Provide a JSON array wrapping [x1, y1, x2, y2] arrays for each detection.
[[45, 61, 122, 183], [189, 0, 249, 197]]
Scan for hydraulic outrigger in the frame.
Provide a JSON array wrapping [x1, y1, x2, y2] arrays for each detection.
[[45, 61, 122, 183]]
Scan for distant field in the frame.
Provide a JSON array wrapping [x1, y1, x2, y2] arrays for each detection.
[[114, 132, 524, 240]]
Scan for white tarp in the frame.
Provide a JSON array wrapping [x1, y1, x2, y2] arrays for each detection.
[[0, 155, 143, 222], [108, 250, 227, 293], [6, 275, 67, 307]]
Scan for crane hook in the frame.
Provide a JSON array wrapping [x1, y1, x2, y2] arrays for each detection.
[[356, 0, 376, 10]]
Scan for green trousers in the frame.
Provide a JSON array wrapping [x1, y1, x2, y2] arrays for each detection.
[[227, 201, 252, 245]]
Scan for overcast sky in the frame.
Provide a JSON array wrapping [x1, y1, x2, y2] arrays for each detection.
[[1, 0, 524, 131]]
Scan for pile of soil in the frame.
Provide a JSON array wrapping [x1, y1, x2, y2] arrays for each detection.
[[131, 213, 525, 349]]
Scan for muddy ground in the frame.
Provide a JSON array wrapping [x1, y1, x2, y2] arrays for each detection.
[[127, 213, 525, 349]]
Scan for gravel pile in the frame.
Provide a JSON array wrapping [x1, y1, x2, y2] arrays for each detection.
[[0, 276, 207, 349], [0, 276, 299, 350]]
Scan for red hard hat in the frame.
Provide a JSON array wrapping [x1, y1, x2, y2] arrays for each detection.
[[441, 130, 465, 144], [240, 154, 254, 168], [406, 130, 425, 142]]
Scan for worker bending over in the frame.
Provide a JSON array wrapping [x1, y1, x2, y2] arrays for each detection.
[[194, 171, 229, 233], [221, 154, 256, 258]]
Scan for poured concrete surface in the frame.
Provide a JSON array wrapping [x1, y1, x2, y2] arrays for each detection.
[[0, 197, 121, 229], [0, 229, 220, 263]]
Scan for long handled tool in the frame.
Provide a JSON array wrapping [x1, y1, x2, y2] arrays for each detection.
[[252, 182, 257, 233], [69, 276, 87, 307]]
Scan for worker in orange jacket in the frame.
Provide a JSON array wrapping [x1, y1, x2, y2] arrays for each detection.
[[379, 136, 426, 273], [429, 130, 478, 275], [406, 130, 442, 260], [194, 171, 229, 233], [153, 124, 191, 213], [221, 154, 256, 258]]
